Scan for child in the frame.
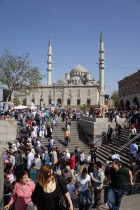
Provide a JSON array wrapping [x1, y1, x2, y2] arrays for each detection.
[[67, 177, 75, 202], [6, 170, 15, 183], [29, 163, 37, 183]]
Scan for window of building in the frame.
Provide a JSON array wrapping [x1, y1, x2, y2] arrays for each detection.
[[77, 99, 80, 105], [87, 99, 90, 105], [32, 98, 35, 103], [67, 99, 71, 105], [49, 99, 51, 105]]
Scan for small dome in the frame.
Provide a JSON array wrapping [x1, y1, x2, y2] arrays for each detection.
[[56, 78, 67, 84], [86, 82, 93, 86], [71, 64, 89, 73]]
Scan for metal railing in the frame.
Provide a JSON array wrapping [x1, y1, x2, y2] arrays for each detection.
[[117, 132, 140, 153], [77, 120, 92, 146], [92, 116, 132, 145]]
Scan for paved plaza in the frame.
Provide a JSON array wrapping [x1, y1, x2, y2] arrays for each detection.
[[74, 191, 140, 210]]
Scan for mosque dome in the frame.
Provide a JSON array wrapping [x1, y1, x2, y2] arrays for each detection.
[[70, 76, 82, 81], [56, 78, 67, 85], [71, 64, 89, 74]]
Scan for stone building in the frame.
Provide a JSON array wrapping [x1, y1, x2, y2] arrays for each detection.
[[118, 70, 140, 109], [25, 33, 105, 107]]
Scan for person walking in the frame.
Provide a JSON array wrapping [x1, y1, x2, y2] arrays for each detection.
[[64, 128, 70, 147], [107, 159, 133, 210], [4, 171, 35, 210], [79, 150, 85, 172], [107, 125, 113, 142], [90, 161, 104, 209], [32, 165, 73, 210], [75, 168, 92, 210], [129, 141, 138, 160], [90, 143, 97, 164]]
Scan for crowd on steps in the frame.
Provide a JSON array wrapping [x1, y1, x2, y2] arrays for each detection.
[[1, 107, 140, 210]]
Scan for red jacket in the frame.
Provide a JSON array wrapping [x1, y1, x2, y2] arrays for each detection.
[[67, 156, 76, 169]]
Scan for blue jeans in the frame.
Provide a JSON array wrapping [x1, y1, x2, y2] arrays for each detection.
[[64, 137, 68, 146], [108, 186, 124, 210], [78, 189, 91, 210]]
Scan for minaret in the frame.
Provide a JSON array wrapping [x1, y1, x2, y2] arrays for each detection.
[[99, 32, 105, 105], [47, 37, 52, 86]]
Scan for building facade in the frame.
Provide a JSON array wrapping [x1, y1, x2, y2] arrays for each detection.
[[118, 70, 140, 109], [20, 33, 105, 107]]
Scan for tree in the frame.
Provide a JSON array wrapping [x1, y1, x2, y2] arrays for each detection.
[[0, 50, 42, 110], [13, 97, 20, 106], [80, 104, 88, 111], [111, 90, 119, 107]]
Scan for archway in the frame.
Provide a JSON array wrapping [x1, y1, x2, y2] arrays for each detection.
[[125, 100, 130, 110], [119, 99, 124, 109], [133, 97, 139, 109], [57, 98, 62, 105]]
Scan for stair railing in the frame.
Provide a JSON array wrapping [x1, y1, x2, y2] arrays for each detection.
[[95, 116, 133, 145], [117, 132, 140, 153], [79, 116, 132, 146], [77, 120, 93, 146]]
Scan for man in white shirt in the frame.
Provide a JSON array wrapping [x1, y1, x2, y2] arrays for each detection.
[[75, 168, 92, 210], [27, 149, 34, 169], [64, 149, 70, 161]]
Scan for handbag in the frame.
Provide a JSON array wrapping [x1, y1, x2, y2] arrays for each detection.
[[26, 202, 34, 210], [56, 177, 69, 210]]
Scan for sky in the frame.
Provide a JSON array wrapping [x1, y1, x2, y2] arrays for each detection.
[[0, 0, 140, 95]]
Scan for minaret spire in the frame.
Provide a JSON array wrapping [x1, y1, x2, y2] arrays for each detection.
[[99, 32, 105, 105], [47, 36, 52, 86]]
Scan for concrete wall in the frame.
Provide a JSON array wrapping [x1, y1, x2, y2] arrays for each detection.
[[0, 119, 17, 146], [0, 147, 4, 209], [0, 119, 17, 209], [78, 117, 126, 147]]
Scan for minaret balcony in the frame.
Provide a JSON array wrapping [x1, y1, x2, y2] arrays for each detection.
[[47, 53, 52, 56], [47, 68, 52, 71], [99, 57, 105, 61], [99, 50, 105, 53], [47, 61, 52, 64]]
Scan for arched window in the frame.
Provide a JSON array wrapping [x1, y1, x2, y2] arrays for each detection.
[[77, 99, 80, 105], [67, 99, 71, 105], [87, 99, 90, 105]]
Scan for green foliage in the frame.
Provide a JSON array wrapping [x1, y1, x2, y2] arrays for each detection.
[[0, 50, 42, 98], [13, 97, 20, 106], [111, 90, 119, 107], [80, 104, 88, 110]]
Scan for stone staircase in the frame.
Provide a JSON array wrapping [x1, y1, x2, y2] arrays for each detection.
[[40, 118, 140, 168], [96, 127, 140, 168], [40, 120, 90, 155]]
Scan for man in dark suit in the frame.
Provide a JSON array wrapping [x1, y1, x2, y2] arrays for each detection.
[[107, 125, 113, 142]]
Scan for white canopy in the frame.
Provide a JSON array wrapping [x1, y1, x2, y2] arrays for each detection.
[[30, 105, 37, 110], [14, 105, 28, 109]]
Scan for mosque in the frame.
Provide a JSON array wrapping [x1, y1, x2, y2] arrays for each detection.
[[26, 33, 105, 107]]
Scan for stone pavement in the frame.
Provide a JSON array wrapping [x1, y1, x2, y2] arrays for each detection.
[[74, 191, 140, 210]]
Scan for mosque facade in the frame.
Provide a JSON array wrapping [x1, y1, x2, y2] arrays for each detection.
[[26, 33, 105, 107]]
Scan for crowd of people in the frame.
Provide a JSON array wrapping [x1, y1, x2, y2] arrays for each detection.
[[2, 107, 140, 210]]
